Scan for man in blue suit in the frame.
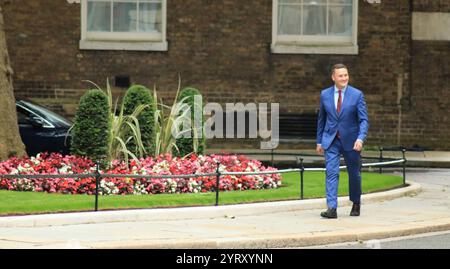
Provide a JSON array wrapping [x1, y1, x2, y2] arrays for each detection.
[[316, 64, 369, 218]]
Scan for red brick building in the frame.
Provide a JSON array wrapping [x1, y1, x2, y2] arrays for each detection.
[[2, 0, 449, 149]]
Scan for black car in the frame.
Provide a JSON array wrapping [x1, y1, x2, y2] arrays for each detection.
[[16, 100, 72, 157]]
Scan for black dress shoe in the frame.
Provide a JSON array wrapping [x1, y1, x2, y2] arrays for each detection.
[[350, 203, 360, 216], [320, 208, 337, 219]]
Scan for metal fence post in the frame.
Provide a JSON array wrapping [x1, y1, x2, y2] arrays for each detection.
[[94, 162, 100, 211], [402, 148, 407, 186], [271, 149, 274, 167], [215, 161, 221, 206], [379, 147, 383, 174], [297, 157, 304, 200], [359, 156, 363, 173]]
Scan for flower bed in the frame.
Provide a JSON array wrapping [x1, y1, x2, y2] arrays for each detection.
[[0, 153, 281, 195]]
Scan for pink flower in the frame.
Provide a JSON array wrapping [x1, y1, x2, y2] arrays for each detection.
[[0, 153, 281, 195]]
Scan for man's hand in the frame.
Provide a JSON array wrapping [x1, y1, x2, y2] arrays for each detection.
[[316, 144, 324, 155], [353, 140, 363, 152]]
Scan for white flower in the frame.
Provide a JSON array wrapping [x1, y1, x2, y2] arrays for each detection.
[[99, 180, 119, 195], [218, 164, 227, 173], [131, 166, 139, 174], [30, 157, 40, 166], [133, 182, 148, 195], [17, 164, 34, 173], [13, 179, 35, 192], [58, 165, 71, 174]]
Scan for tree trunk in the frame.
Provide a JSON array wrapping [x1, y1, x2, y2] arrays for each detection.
[[0, 5, 26, 160]]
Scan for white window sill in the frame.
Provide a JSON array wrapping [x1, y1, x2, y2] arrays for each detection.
[[271, 43, 358, 55], [79, 40, 168, 51]]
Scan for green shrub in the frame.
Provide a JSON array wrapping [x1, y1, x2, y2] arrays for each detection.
[[174, 87, 206, 157], [70, 89, 111, 163], [123, 85, 156, 157]]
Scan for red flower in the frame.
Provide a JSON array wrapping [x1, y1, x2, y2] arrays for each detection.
[[0, 153, 281, 195]]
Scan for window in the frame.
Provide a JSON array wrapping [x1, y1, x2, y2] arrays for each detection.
[[16, 105, 54, 128], [80, 0, 167, 51], [272, 0, 358, 54]]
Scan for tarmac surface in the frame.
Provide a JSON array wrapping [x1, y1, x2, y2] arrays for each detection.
[[310, 230, 450, 249], [0, 167, 449, 249]]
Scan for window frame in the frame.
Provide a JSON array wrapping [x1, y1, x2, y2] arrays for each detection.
[[271, 0, 359, 55], [79, 0, 168, 51]]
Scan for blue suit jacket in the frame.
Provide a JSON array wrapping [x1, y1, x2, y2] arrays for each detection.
[[316, 85, 369, 151]]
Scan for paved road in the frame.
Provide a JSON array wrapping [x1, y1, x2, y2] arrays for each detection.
[[310, 230, 450, 249], [309, 168, 450, 249]]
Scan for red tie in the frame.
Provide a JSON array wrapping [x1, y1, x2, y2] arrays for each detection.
[[336, 89, 342, 139], [337, 89, 342, 114]]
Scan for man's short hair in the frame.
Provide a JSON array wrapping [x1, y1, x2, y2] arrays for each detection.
[[331, 64, 348, 75]]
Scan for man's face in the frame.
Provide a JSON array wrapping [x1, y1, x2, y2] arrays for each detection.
[[332, 68, 349, 89]]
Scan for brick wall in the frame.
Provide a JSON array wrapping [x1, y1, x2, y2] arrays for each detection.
[[1, 0, 449, 149], [408, 0, 450, 149], [413, 0, 450, 12]]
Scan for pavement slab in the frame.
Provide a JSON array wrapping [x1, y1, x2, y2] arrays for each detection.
[[0, 168, 449, 249]]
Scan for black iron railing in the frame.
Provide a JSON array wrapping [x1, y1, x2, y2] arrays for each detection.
[[0, 148, 407, 211]]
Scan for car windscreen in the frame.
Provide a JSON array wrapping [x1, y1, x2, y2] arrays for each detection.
[[20, 101, 72, 128]]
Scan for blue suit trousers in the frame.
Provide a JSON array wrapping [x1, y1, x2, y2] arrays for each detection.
[[325, 137, 362, 209]]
